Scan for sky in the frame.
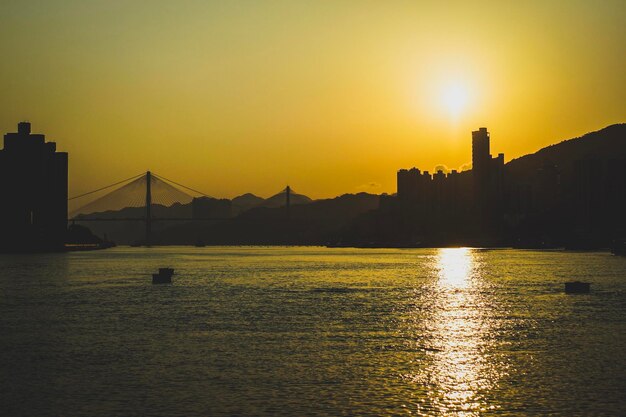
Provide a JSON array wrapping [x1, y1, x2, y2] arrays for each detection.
[[1, 0, 625, 203]]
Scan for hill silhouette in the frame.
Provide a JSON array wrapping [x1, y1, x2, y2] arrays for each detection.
[[506, 124, 626, 181], [261, 188, 313, 208], [504, 123, 626, 248], [159, 192, 379, 245], [232, 193, 265, 215]]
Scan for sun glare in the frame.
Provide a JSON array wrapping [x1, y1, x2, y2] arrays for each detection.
[[441, 83, 469, 118], [437, 247, 473, 288]]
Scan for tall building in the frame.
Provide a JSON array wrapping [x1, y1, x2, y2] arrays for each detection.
[[472, 127, 491, 182], [471, 127, 504, 211], [0, 122, 68, 252]]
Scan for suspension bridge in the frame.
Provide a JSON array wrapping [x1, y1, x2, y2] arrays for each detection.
[[68, 171, 292, 245]]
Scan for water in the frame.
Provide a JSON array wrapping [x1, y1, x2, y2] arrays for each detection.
[[1, 247, 625, 416]]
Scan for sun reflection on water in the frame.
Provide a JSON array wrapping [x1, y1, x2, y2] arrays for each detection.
[[438, 247, 473, 288], [412, 248, 503, 416]]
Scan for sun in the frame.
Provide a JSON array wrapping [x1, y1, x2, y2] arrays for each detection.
[[441, 82, 469, 118]]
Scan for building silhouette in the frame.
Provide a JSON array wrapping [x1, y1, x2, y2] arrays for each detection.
[[395, 127, 504, 243], [398, 128, 503, 207], [472, 127, 504, 196], [472, 127, 491, 187], [471, 127, 504, 226], [0, 122, 68, 252]]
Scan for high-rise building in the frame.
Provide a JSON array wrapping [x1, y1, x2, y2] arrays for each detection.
[[471, 127, 505, 206], [0, 122, 68, 252], [472, 127, 491, 188]]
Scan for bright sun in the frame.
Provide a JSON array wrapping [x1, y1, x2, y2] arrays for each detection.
[[441, 83, 469, 117]]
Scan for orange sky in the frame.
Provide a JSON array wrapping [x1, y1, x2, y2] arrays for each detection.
[[1, 1, 624, 203]]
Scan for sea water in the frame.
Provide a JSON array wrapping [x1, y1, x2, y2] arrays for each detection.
[[1, 247, 625, 416]]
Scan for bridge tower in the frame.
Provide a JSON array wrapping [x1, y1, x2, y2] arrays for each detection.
[[145, 171, 152, 246]]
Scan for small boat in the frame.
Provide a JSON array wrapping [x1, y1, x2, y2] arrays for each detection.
[[152, 268, 174, 284], [565, 281, 590, 294]]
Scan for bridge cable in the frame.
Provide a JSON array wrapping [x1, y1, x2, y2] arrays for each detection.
[[68, 172, 145, 201], [151, 173, 213, 198]]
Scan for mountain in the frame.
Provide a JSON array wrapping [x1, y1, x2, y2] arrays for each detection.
[[503, 123, 626, 247], [159, 192, 380, 245], [231, 193, 265, 215], [505, 124, 626, 181], [261, 188, 313, 208]]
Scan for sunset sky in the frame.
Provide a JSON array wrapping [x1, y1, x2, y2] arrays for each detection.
[[1, 1, 624, 202]]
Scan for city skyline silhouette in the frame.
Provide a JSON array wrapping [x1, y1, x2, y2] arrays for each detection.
[[2, 120, 624, 250]]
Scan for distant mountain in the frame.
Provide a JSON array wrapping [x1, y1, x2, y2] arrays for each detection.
[[159, 192, 380, 245], [232, 193, 265, 215], [506, 124, 626, 181], [260, 188, 313, 208]]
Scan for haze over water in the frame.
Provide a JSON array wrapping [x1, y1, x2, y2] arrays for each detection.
[[2, 247, 625, 416]]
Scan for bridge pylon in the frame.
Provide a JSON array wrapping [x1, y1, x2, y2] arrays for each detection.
[[145, 171, 152, 246]]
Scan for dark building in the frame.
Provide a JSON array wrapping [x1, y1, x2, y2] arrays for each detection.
[[471, 127, 504, 209], [394, 127, 505, 242], [397, 169, 437, 203], [398, 127, 504, 209], [0, 122, 68, 252], [472, 127, 491, 188]]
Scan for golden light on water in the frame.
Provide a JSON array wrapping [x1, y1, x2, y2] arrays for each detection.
[[415, 248, 503, 415], [437, 247, 473, 288]]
